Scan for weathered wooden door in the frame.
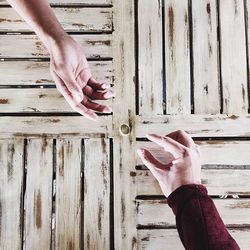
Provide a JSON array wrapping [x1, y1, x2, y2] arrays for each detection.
[[0, 0, 250, 249]]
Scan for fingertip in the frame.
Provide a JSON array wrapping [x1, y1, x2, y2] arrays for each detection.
[[147, 133, 159, 141], [137, 148, 145, 157], [101, 83, 111, 89]]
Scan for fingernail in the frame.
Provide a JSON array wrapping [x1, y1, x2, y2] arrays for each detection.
[[104, 106, 112, 113], [137, 148, 145, 156], [102, 83, 110, 89], [104, 92, 114, 98]]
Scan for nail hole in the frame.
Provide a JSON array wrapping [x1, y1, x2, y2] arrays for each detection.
[[120, 124, 130, 136]]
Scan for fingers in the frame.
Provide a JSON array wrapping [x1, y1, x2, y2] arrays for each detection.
[[167, 130, 195, 148], [83, 85, 115, 100], [137, 148, 169, 170], [82, 97, 112, 113], [51, 71, 98, 120], [87, 77, 111, 90], [147, 133, 186, 158]]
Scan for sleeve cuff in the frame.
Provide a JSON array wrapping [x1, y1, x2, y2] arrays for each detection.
[[167, 184, 208, 215]]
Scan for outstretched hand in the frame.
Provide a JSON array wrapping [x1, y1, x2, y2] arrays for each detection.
[[49, 34, 115, 121], [137, 130, 201, 197]]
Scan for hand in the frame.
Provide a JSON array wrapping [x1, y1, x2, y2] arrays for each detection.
[[49, 34, 115, 121], [137, 130, 201, 197]]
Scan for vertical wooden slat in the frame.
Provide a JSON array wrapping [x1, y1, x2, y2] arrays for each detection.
[[113, 0, 137, 249], [219, 0, 248, 113], [84, 138, 110, 250], [192, 0, 220, 114], [55, 138, 82, 250], [138, 0, 164, 115], [0, 139, 24, 250], [24, 139, 53, 250], [165, 0, 191, 114]]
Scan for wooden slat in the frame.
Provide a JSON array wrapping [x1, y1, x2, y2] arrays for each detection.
[[0, 0, 112, 5], [0, 139, 24, 250], [112, 0, 137, 248], [165, 0, 191, 114], [0, 89, 112, 113], [0, 116, 112, 138], [84, 138, 110, 250], [219, 0, 248, 113], [24, 139, 53, 250], [137, 115, 250, 137], [136, 169, 250, 196], [138, 229, 250, 250], [138, 0, 163, 115], [0, 8, 112, 32], [136, 141, 250, 166], [137, 199, 250, 227], [55, 138, 82, 249], [0, 61, 113, 86], [192, 0, 220, 114], [0, 34, 112, 59]]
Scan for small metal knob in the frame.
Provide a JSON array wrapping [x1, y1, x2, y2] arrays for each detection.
[[120, 124, 130, 136]]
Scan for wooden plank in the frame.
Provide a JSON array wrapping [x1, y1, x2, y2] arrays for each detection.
[[219, 0, 248, 113], [136, 141, 250, 166], [137, 199, 250, 227], [0, 8, 112, 32], [55, 138, 82, 250], [0, 139, 24, 250], [0, 61, 113, 86], [136, 169, 250, 196], [112, 0, 137, 248], [192, 0, 220, 114], [0, 34, 112, 59], [84, 138, 110, 250], [165, 0, 191, 114], [0, 89, 112, 113], [138, 229, 250, 250], [0, 0, 112, 5], [0, 116, 112, 138], [137, 115, 250, 137], [138, 0, 163, 115], [24, 138, 53, 250]]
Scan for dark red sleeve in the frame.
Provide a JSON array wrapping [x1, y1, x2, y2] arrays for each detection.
[[167, 184, 240, 250]]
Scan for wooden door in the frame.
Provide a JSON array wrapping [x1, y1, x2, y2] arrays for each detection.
[[0, 0, 250, 249]]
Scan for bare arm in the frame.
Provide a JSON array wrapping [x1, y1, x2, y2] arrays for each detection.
[[6, 0, 115, 120]]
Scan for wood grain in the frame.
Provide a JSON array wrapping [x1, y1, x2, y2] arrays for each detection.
[[23, 138, 53, 250], [0, 89, 112, 113], [0, 34, 112, 59], [0, 61, 113, 86], [136, 169, 250, 196], [55, 138, 82, 250], [219, 0, 248, 113], [0, 8, 113, 32], [138, 229, 250, 250], [0, 139, 24, 250], [192, 0, 220, 114], [138, 0, 163, 115], [83, 138, 110, 250], [137, 199, 250, 227], [137, 115, 250, 137], [0, 116, 112, 138], [165, 0, 191, 114], [0, 0, 112, 5]]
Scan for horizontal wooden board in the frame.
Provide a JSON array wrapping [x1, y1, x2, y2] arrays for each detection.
[[0, 61, 113, 86], [137, 115, 250, 137], [0, 8, 112, 32], [138, 228, 250, 250], [0, 89, 112, 112], [137, 199, 250, 227], [0, 116, 112, 138], [0, 0, 111, 5], [136, 141, 250, 166], [136, 169, 250, 196], [0, 34, 112, 59]]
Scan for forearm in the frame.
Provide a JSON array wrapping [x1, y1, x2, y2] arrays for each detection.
[[168, 184, 240, 250], [6, 0, 67, 51]]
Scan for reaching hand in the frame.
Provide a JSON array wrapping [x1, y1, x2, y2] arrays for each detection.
[[49, 34, 115, 121], [137, 130, 201, 197]]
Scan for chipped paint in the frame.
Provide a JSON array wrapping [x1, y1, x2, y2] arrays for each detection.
[[0, 99, 8, 104], [34, 190, 42, 229]]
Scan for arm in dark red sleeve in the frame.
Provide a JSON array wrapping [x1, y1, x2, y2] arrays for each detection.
[[167, 184, 240, 250]]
